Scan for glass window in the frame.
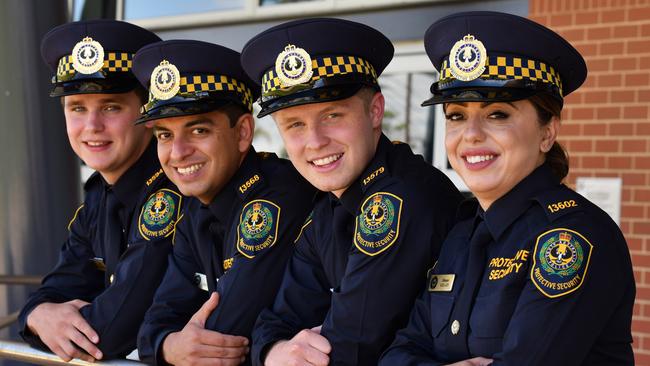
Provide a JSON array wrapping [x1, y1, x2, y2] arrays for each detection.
[[382, 48, 468, 191], [124, 0, 245, 20], [380, 72, 436, 160]]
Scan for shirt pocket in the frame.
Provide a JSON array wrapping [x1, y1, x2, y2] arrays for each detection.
[[429, 294, 456, 338], [469, 289, 519, 339]]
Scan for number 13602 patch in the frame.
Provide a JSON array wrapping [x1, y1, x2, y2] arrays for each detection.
[[237, 199, 281, 258], [354, 192, 403, 256]]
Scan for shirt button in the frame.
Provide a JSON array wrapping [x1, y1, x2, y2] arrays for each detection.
[[451, 320, 460, 335], [109, 274, 114, 284]]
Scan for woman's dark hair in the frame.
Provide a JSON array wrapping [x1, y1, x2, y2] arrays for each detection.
[[528, 93, 569, 182]]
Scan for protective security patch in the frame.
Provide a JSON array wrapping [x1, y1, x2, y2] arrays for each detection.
[[530, 228, 593, 298], [354, 192, 403, 256], [237, 199, 281, 258], [139, 189, 182, 241]]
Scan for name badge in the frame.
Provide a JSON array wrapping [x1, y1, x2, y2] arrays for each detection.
[[428, 274, 455, 292], [194, 273, 208, 292]]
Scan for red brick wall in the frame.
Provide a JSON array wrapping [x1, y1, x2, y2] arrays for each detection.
[[529, 0, 650, 364]]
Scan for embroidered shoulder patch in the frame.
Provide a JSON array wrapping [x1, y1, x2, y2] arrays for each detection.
[[139, 189, 182, 241], [530, 228, 593, 298], [294, 210, 314, 243], [237, 199, 281, 258], [354, 192, 403, 256]]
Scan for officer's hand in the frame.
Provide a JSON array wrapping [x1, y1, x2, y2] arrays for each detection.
[[26, 300, 102, 362], [161, 292, 249, 366], [446, 357, 493, 366], [264, 328, 331, 366]]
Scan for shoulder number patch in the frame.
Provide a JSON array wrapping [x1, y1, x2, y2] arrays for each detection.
[[237, 199, 281, 258], [530, 228, 593, 298], [354, 192, 403, 256], [139, 189, 182, 241]]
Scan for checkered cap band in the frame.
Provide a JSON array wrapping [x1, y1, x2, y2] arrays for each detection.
[[262, 55, 377, 96], [56, 52, 133, 81], [440, 55, 563, 96], [157, 73, 254, 112]]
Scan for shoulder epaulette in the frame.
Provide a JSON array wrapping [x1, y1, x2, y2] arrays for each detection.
[[534, 185, 584, 222]]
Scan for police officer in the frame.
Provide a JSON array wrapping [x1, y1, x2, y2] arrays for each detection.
[[18, 20, 182, 361], [380, 11, 635, 365], [131, 40, 316, 366], [240, 18, 463, 366]]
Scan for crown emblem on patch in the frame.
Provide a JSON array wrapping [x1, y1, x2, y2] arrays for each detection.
[[71, 37, 105, 74], [150, 60, 181, 100], [449, 34, 487, 82], [275, 44, 313, 88], [559, 232, 572, 242]]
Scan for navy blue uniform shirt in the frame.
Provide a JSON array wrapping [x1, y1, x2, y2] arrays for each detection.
[[380, 163, 635, 365], [137, 149, 316, 366], [252, 134, 463, 366], [19, 141, 183, 358]]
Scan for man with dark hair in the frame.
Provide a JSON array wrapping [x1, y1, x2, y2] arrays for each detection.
[[19, 20, 182, 361], [132, 40, 316, 366]]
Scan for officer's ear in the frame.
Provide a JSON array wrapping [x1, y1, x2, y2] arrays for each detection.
[[540, 116, 559, 153], [369, 91, 385, 129], [235, 113, 255, 153]]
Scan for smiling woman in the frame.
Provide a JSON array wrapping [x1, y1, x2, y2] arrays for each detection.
[[443, 98, 557, 210], [380, 11, 635, 366]]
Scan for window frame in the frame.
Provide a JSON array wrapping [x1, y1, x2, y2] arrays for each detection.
[[383, 41, 468, 192], [115, 0, 454, 29]]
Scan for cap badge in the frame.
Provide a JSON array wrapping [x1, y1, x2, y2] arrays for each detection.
[[275, 44, 313, 88], [150, 60, 181, 100], [449, 34, 487, 82], [71, 37, 105, 75]]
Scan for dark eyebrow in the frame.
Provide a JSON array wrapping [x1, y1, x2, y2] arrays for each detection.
[[153, 118, 214, 133], [445, 101, 518, 109], [152, 125, 170, 134], [184, 118, 214, 128]]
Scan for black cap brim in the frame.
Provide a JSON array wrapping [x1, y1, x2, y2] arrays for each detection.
[[135, 97, 232, 124], [50, 76, 140, 97], [422, 78, 563, 106], [258, 84, 363, 118]]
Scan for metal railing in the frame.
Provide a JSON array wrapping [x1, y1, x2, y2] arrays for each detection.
[[0, 275, 146, 365], [0, 276, 41, 286], [0, 340, 144, 366], [0, 275, 41, 331]]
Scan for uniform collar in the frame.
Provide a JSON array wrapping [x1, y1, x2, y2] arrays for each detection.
[[207, 147, 262, 222], [106, 139, 160, 207], [337, 133, 393, 214], [483, 163, 559, 240]]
